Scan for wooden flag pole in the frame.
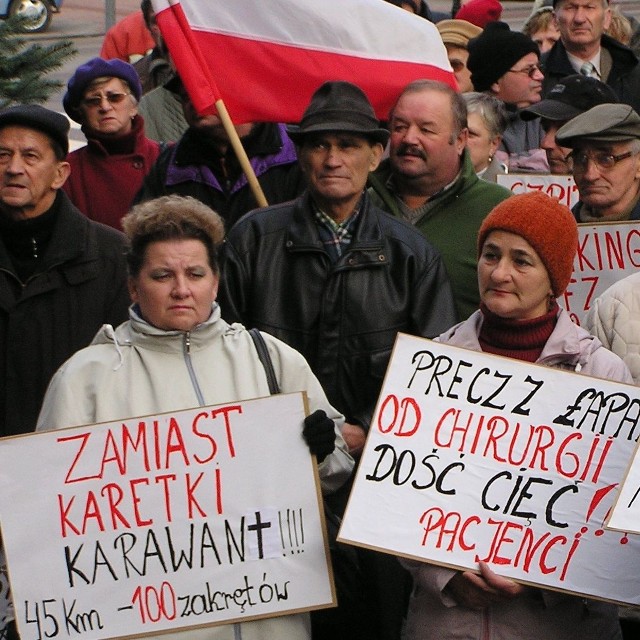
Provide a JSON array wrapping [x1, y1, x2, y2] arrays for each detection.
[[215, 98, 269, 209]]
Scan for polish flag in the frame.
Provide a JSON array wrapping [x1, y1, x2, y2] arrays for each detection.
[[151, 0, 455, 124]]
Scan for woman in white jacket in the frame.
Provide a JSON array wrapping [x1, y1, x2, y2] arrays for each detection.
[[403, 192, 631, 640], [36, 195, 353, 640]]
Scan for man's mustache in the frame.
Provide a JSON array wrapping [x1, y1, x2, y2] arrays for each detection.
[[395, 143, 427, 160]]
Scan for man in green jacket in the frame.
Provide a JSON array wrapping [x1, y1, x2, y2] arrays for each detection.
[[368, 79, 511, 320]]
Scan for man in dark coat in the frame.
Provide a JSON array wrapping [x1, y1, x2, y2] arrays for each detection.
[[541, 0, 640, 112], [218, 81, 457, 640], [135, 76, 305, 229], [0, 105, 130, 439], [0, 104, 130, 640]]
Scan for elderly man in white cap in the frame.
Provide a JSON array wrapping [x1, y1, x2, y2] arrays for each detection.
[[556, 103, 640, 221]]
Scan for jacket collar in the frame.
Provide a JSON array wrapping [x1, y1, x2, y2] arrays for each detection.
[[286, 190, 385, 253], [102, 303, 228, 354], [167, 123, 297, 193], [439, 307, 588, 370], [367, 149, 479, 219], [543, 34, 638, 75], [0, 191, 87, 274], [82, 114, 146, 156]]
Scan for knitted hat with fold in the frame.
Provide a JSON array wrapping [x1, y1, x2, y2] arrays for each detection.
[[477, 192, 578, 296], [467, 21, 540, 92]]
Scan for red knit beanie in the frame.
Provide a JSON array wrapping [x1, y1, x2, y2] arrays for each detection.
[[455, 0, 503, 28], [477, 192, 578, 296]]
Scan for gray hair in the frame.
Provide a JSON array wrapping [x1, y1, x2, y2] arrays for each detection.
[[463, 92, 507, 140]]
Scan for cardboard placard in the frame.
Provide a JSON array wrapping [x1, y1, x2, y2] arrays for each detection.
[[339, 333, 640, 604], [606, 440, 640, 534], [497, 173, 579, 209], [562, 222, 640, 326], [0, 393, 334, 640]]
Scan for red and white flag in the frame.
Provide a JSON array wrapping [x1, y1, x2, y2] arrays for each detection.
[[151, 0, 455, 124]]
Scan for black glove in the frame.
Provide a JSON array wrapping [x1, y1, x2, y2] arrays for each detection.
[[303, 409, 336, 463]]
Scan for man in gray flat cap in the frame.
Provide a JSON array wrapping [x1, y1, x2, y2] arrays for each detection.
[[556, 103, 640, 221]]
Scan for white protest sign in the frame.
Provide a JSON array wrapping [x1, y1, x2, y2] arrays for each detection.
[[498, 173, 579, 209], [339, 333, 640, 604], [561, 221, 640, 326], [0, 393, 334, 640], [606, 441, 640, 534]]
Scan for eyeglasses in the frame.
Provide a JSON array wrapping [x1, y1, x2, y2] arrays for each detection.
[[507, 64, 542, 79], [81, 92, 131, 108], [570, 150, 638, 171]]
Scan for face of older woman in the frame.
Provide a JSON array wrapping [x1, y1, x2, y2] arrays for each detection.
[[466, 111, 501, 174], [478, 230, 553, 320], [128, 238, 219, 332], [80, 77, 137, 137]]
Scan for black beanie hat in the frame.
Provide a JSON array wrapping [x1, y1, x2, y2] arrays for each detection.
[[467, 21, 540, 92]]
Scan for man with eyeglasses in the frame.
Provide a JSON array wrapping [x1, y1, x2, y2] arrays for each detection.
[[542, 1, 640, 113], [467, 21, 548, 172], [556, 103, 640, 221], [62, 57, 162, 231]]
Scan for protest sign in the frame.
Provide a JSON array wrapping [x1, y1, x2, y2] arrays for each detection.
[[498, 173, 579, 209], [562, 221, 640, 325], [339, 333, 640, 604], [606, 441, 640, 534], [0, 393, 334, 640]]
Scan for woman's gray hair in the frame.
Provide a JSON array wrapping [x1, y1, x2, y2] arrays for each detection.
[[122, 195, 225, 277], [463, 92, 508, 140]]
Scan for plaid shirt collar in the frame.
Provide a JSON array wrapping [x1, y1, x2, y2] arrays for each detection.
[[312, 195, 363, 261]]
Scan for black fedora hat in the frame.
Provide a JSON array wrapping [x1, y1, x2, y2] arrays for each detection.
[[287, 81, 389, 145]]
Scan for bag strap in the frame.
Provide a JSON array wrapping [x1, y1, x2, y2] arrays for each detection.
[[249, 328, 281, 395]]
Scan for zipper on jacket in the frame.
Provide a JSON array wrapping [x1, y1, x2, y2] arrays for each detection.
[[182, 332, 206, 406]]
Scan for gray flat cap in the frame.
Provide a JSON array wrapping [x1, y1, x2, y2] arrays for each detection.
[[556, 103, 640, 148]]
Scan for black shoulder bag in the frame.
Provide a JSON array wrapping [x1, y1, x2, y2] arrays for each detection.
[[247, 328, 363, 611]]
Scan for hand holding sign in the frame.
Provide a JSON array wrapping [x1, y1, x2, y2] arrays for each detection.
[[446, 561, 524, 610]]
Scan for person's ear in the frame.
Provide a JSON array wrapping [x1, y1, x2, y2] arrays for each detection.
[[369, 142, 384, 171], [128, 276, 139, 303], [52, 161, 71, 190]]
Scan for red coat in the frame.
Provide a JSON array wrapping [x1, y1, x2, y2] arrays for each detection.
[[99, 10, 155, 63], [63, 115, 161, 230]]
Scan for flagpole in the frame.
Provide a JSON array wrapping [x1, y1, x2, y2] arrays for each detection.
[[214, 98, 269, 209]]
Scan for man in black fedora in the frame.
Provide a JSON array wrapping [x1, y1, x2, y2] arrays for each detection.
[[218, 80, 456, 640]]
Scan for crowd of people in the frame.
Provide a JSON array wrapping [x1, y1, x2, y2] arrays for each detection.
[[2, 0, 640, 639]]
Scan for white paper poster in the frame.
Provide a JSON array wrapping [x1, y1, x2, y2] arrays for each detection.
[[0, 393, 334, 639]]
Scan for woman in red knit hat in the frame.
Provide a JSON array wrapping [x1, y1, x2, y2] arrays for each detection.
[[401, 191, 631, 640]]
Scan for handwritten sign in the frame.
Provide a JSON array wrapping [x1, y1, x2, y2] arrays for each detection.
[[562, 221, 640, 325], [0, 393, 334, 640], [498, 173, 579, 209], [606, 441, 640, 534], [339, 333, 640, 605]]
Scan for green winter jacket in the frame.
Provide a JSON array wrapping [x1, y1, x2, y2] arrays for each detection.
[[368, 150, 511, 321]]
